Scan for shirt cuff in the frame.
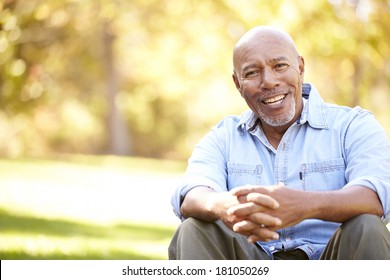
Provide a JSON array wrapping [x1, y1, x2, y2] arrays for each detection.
[[171, 178, 223, 220]]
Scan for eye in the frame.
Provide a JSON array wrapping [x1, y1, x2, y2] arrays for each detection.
[[274, 63, 289, 71], [244, 70, 260, 79]]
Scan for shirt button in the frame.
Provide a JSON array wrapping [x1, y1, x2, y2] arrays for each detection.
[[285, 237, 292, 241], [269, 246, 275, 251]]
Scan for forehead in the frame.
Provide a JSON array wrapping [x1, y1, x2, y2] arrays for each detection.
[[240, 40, 294, 64], [233, 30, 298, 69]]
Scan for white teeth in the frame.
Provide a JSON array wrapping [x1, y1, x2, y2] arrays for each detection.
[[263, 94, 286, 104]]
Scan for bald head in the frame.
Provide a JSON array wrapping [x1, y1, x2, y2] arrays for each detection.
[[233, 26, 299, 72]]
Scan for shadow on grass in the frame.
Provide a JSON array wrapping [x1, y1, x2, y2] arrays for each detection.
[[0, 208, 176, 260], [1, 249, 156, 260]]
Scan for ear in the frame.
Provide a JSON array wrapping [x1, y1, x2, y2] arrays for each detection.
[[298, 56, 305, 77], [232, 72, 242, 95]]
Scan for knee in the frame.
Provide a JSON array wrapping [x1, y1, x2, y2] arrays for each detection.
[[169, 218, 211, 259], [179, 217, 224, 238], [342, 214, 383, 236], [179, 217, 210, 234]]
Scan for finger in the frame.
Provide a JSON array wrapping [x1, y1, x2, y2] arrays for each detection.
[[246, 192, 279, 209], [231, 182, 285, 197], [247, 228, 280, 243], [231, 221, 269, 240], [228, 201, 280, 219], [248, 212, 282, 227], [237, 195, 248, 204], [232, 212, 281, 231], [227, 202, 260, 216], [248, 234, 263, 243], [232, 220, 259, 233], [230, 185, 258, 196]]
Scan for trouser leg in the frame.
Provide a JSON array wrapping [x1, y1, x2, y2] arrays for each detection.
[[321, 214, 390, 259], [168, 217, 270, 260]]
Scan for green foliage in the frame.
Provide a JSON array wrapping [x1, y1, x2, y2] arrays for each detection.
[[1, 0, 389, 159]]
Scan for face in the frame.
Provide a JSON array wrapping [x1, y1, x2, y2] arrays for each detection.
[[233, 31, 305, 129]]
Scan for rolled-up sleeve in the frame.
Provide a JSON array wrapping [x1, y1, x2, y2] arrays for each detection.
[[343, 110, 390, 220], [171, 120, 229, 219]]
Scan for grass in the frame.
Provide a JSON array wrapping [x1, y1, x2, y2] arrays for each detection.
[[0, 208, 175, 259], [0, 155, 185, 260]]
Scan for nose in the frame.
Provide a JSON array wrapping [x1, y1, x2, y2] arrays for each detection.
[[260, 68, 279, 90]]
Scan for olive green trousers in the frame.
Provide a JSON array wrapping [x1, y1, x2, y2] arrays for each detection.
[[168, 214, 390, 260]]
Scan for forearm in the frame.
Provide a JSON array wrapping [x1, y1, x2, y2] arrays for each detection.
[[180, 186, 221, 222], [309, 185, 383, 222]]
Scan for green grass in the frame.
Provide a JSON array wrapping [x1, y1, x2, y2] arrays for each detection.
[[0, 208, 175, 259], [0, 155, 184, 260]]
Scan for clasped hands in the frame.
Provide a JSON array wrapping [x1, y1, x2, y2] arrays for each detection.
[[225, 183, 306, 243]]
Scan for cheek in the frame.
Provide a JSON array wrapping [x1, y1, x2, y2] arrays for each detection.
[[241, 89, 256, 104], [240, 81, 257, 97], [287, 67, 302, 84], [242, 94, 259, 112]]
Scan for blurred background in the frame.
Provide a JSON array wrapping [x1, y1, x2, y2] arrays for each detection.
[[0, 0, 389, 259]]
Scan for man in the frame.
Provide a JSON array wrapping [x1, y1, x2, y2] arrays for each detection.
[[169, 26, 390, 260]]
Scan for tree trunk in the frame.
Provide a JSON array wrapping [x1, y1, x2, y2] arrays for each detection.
[[102, 21, 131, 155]]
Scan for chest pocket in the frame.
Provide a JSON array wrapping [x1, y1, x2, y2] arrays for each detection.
[[301, 158, 346, 191], [227, 162, 263, 189]]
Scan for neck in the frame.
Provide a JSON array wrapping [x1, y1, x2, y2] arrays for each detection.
[[260, 122, 291, 149]]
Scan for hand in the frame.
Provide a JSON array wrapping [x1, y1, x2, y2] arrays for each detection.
[[227, 192, 281, 242], [181, 187, 247, 230], [228, 184, 309, 243], [201, 188, 279, 233]]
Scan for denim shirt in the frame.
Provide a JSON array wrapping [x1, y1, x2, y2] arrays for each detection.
[[171, 83, 390, 259]]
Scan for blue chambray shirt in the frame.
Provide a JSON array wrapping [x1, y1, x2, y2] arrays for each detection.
[[171, 83, 390, 259]]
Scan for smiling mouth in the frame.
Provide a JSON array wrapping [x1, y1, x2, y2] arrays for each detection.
[[262, 94, 287, 105]]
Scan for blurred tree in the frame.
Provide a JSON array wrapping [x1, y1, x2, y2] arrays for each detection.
[[1, 0, 104, 156], [102, 15, 131, 155], [0, 0, 131, 156]]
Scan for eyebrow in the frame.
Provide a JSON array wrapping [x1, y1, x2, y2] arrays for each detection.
[[270, 56, 289, 63], [242, 56, 290, 73]]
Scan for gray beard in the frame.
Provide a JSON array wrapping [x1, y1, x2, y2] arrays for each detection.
[[255, 95, 296, 127]]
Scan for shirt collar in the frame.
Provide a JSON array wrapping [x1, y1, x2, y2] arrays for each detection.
[[237, 83, 328, 132], [300, 83, 328, 129], [237, 110, 259, 132]]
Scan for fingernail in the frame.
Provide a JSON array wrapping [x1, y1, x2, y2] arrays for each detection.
[[275, 218, 282, 226], [272, 233, 279, 240]]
